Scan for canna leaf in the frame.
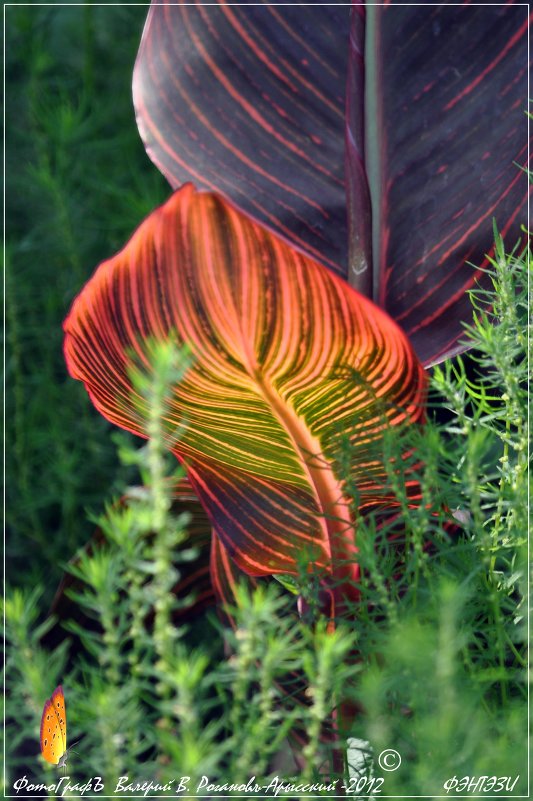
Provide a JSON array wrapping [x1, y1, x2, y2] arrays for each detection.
[[210, 531, 259, 624], [133, 2, 529, 368], [132, 0, 351, 276], [347, 3, 530, 365], [64, 186, 426, 605]]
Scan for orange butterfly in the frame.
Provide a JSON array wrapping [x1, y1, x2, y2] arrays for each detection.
[[40, 685, 73, 767]]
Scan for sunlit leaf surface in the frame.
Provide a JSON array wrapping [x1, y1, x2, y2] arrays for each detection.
[[64, 186, 426, 600]]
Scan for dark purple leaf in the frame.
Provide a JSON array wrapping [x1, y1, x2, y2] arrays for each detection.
[[347, 3, 530, 365], [345, 2, 372, 293], [133, 0, 352, 276]]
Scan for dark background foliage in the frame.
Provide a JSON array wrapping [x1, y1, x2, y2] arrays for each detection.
[[6, 3, 169, 594]]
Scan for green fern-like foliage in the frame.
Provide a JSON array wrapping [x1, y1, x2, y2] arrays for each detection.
[[5, 233, 528, 796], [341, 233, 528, 795]]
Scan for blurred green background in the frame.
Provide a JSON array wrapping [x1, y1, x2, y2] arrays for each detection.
[[6, 3, 170, 596]]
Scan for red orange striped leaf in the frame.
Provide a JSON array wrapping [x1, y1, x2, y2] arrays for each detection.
[[132, 0, 351, 277], [210, 531, 259, 624], [64, 186, 426, 603], [347, 3, 530, 365]]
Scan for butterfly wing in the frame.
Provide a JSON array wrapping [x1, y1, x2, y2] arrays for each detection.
[[40, 685, 67, 765], [51, 686, 67, 746]]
